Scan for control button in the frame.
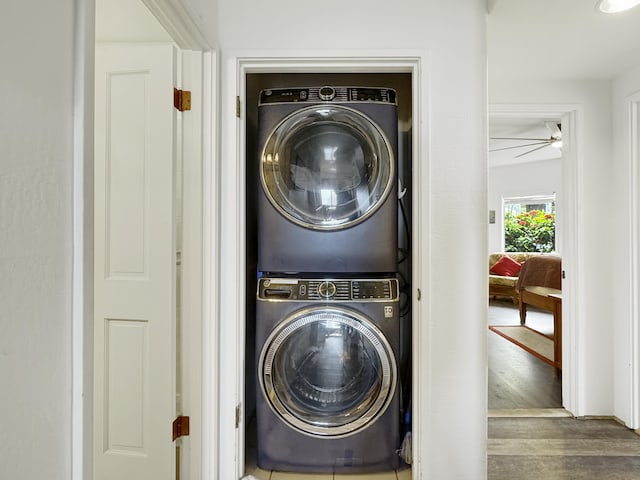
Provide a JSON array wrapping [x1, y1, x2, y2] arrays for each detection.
[[318, 281, 337, 298], [318, 86, 336, 101]]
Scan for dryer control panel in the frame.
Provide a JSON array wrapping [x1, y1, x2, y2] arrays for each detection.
[[259, 86, 397, 105], [258, 277, 399, 302]]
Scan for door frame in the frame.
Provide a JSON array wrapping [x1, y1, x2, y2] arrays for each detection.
[[218, 54, 424, 480], [626, 92, 640, 429], [489, 103, 583, 415], [72, 1, 217, 479]]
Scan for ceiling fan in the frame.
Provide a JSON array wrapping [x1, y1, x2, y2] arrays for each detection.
[[490, 121, 563, 158]]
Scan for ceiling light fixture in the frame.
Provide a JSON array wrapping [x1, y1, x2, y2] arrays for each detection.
[[596, 0, 640, 13]]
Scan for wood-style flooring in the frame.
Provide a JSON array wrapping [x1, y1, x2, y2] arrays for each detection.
[[488, 298, 562, 410], [488, 299, 640, 480], [488, 417, 640, 479]]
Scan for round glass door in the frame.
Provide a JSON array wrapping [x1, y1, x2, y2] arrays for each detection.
[[259, 307, 396, 437], [261, 105, 394, 230]]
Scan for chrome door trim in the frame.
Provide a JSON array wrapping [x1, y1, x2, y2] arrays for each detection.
[[260, 105, 395, 231], [259, 306, 397, 438]]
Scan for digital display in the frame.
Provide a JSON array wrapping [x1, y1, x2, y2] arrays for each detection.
[[349, 88, 396, 103], [352, 281, 392, 299], [260, 89, 309, 104]]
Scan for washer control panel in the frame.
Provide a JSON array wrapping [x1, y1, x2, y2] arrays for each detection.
[[259, 86, 397, 105], [258, 277, 399, 302]]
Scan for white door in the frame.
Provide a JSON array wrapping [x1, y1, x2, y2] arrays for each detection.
[[94, 44, 177, 480]]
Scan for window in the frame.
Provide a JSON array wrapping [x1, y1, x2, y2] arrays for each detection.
[[503, 194, 556, 252]]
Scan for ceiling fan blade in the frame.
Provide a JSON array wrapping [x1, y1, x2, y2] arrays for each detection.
[[544, 121, 562, 139], [514, 142, 554, 158], [489, 141, 551, 153], [490, 137, 550, 141]]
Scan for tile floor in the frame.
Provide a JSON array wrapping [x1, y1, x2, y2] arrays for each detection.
[[244, 442, 411, 480], [245, 467, 412, 480]]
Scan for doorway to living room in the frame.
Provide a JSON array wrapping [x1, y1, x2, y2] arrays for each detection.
[[488, 112, 568, 412]]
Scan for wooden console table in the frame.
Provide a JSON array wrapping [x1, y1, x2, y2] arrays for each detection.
[[519, 288, 562, 370]]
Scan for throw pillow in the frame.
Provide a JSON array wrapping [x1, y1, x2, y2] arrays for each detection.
[[490, 255, 522, 277]]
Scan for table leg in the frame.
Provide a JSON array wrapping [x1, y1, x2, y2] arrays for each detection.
[[553, 297, 562, 370]]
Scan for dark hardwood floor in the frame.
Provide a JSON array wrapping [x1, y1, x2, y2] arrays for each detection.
[[488, 300, 640, 479], [488, 299, 562, 410], [488, 417, 640, 479]]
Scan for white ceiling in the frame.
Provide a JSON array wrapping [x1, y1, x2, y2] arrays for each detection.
[[487, 0, 640, 166], [488, 0, 640, 81]]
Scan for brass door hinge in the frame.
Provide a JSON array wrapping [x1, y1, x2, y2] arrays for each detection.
[[236, 96, 241, 118], [235, 404, 241, 428], [172, 415, 190, 441], [174, 88, 191, 112]]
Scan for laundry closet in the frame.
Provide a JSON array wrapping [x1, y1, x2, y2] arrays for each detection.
[[244, 73, 413, 475]]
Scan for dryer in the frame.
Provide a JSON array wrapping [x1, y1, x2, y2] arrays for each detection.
[[255, 276, 402, 474], [257, 86, 398, 274]]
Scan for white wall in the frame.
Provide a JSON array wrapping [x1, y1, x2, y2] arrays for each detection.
[[0, 1, 75, 478], [4, 2, 634, 479], [612, 65, 640, 428], [216, 1, 488, 479], [0, 2, 489, 478], [489, 78, 614, 416], [96, 0, 172, 42], [488, 158, 562, 253]]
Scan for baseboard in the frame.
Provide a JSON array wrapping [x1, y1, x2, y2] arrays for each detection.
[[488, 408, 572, 418]]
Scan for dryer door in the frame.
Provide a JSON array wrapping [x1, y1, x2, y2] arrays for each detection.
[[259, 306, 396, 438], [261, 105, 394, 230]]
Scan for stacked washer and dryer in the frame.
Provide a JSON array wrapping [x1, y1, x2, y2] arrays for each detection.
[[255, 86, 402, 474]]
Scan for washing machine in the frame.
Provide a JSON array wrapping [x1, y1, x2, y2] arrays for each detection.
[[257, 86, 398, 274], [255, 276, 402, 474]]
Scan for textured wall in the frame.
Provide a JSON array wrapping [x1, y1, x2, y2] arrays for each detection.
[[0, 1, 74, 477]]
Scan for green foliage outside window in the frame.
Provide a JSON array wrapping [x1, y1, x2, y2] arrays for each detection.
[[504, 209, 555, 252]]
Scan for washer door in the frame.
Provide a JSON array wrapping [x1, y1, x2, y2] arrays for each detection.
[[261, 105, 394, 230], [259, 306, 396, 437]]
